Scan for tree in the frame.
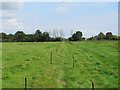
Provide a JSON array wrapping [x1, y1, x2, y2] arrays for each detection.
[[72, 31, 82, 41], [0, 33, 1, 38], [105, 32, 113, 40], [97, 32, 105, 40], [24, 34, 35, 42], [88, 35, 99, 40], [93, 36, 98, 40], [87, 36, 94, 40], [70, 29, 75, 36], [8, 33, 14, 42], [53, 28, 59, 38], [14, 31, 25, 42], [60, 29, 64, 41], [35, 30, 42, 42], [1, 33, 7, 39], [81, 37, 85, 41], [111, 35, 119, 40], [68, 37, 74, 41], [42, 32, 50, 41], [48, 29, 52, 37], [55, 37, 62, 41]]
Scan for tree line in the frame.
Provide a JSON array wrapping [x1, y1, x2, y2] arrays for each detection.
[[87, 32, 120, 40], [0, 30, 64, 42], [0, 30, 119, 42]]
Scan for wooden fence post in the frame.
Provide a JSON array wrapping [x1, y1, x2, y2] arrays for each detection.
[[73, 54, 74, 67], [50, 51, 52, 64], [92, 82, 94, 90], [25, 77, 27, 90], [56, 47, 57, 52]]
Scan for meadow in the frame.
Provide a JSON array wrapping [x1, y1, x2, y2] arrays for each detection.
[[2, 41, 118, 88]]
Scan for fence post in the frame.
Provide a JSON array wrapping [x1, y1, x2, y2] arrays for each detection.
[[50, 51, 52, 64], [92, 82, 94, 90], [25, 77, 27, 90], [73, 54, 74, 67]]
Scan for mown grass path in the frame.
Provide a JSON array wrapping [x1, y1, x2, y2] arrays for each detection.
[[2, 41, 118, 88]]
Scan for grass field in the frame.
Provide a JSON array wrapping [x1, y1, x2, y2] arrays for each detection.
[[2, 41, 118, 88]]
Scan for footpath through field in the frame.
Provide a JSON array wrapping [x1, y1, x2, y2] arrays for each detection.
[[53, 41, 93, 88], [54, 41, 118, 88]]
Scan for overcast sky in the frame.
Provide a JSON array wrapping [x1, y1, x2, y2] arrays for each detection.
[[1, 2, 118, 38]]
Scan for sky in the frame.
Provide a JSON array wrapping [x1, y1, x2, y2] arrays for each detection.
[[1, 2, 118, 38]]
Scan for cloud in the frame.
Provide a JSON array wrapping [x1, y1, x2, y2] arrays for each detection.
[[2, 10, 16, 20], [1, 2, 24, 33], [2, 18, 24, 33], [53, 2, 108, 14], [59, 2, 110, 7], [1, 2, 23, 10], [54, 6, 69, 14]]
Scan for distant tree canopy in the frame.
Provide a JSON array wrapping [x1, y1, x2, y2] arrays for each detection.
[[14, 31, 25, 42], [97, 32, 105, 40], [72, 31, 82, 41], [87, 32, 119, 40], [35, 30, 42, 42], [105, 32, 113, 40], [0, 30, 64, 42], [0, 30, 119, 42], [68, 31, 83, 41]]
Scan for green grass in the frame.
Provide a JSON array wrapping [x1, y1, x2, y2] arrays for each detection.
[[2, 41, 118, 88]]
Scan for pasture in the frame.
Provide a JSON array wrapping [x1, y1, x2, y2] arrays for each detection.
[[2, 41, 118, 88]]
